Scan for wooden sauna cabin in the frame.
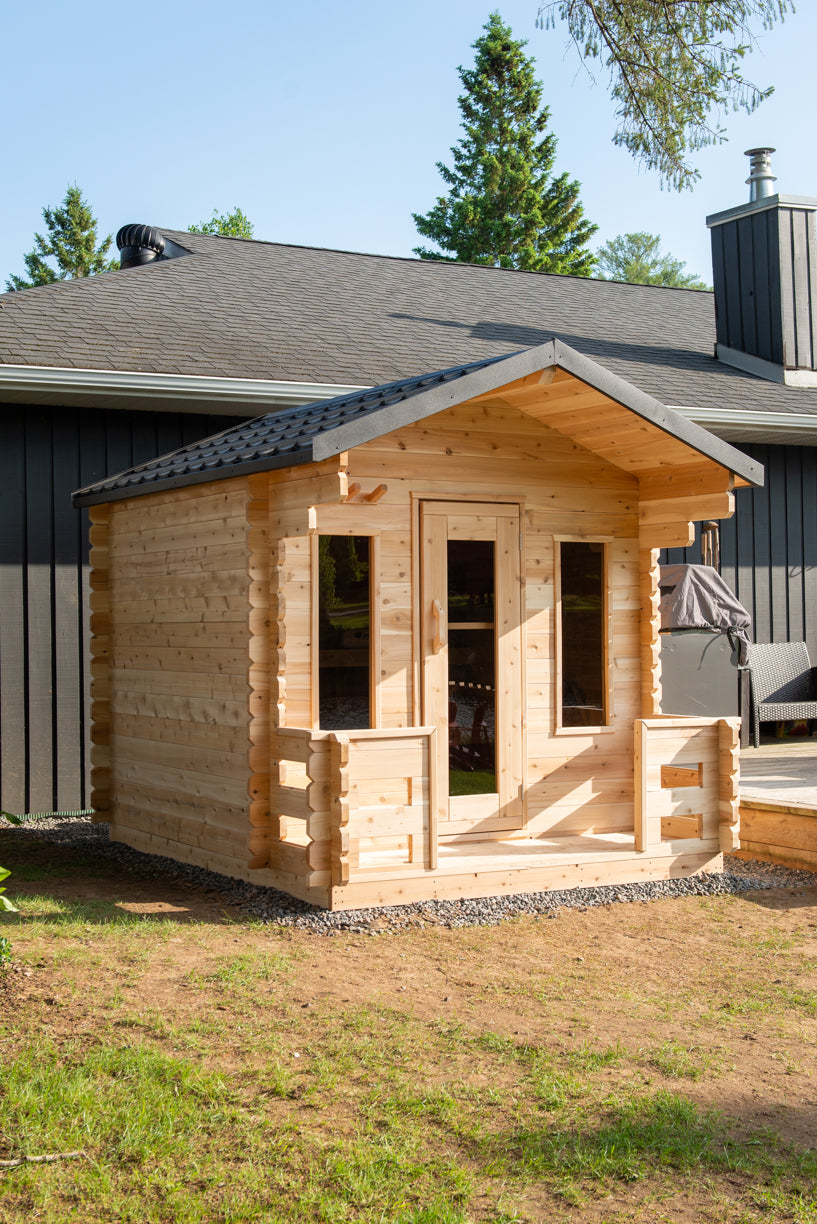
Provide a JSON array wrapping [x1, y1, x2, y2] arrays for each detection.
[[73, 340, 763, 910]]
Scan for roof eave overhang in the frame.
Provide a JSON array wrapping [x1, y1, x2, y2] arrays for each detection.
[[0, 363, 367, 414], [312, 339, 764, 488], [674, 405, 817, 447], [73, 445, 317, 508]]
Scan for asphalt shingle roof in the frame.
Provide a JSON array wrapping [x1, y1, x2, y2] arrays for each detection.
[[3, 228, 817, 420]]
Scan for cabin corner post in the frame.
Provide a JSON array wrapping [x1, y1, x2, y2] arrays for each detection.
[[718, 717, 741, 851], [88, 505, 111, 821], [639, 545, 662, 718], [633, 718, 652, 852], [329, 734, 351, 887], [247, 474, 272, 869]]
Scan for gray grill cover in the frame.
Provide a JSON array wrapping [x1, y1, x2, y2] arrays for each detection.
[[659, 564, 752, 664]]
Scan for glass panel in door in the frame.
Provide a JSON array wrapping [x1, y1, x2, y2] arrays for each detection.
[[447, 539, 496, 796]]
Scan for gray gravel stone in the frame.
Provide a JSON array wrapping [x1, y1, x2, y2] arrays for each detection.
[[7, 815, 816, 935]]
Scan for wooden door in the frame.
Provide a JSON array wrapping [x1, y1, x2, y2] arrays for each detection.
[[420, 501, 523, 836]]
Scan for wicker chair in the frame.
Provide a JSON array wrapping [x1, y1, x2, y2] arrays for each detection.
[[748, 641, 817, 747]]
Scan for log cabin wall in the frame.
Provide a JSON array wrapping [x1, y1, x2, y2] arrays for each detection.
[[86, 377, 744, 904], [91, 476, 258, 878]]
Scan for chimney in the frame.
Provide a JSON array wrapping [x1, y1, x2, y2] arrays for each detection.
[[707, 149, 817, 387]]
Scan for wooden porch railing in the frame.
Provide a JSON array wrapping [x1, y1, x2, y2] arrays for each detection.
[[269, 726, 438, 891], [634, 717, 740, 855], [328, 727, 438, 885]]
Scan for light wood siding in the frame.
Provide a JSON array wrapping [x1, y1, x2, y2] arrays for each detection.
[[101, 478, 254, 876], [0, 403, 245, 815], [348, 401, 642, 840]]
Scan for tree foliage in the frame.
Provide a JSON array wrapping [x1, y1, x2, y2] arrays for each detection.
[[538, 1, 792, 190], [6, 185, 116, 292], [596, 232, 709, 287], [413, 12, 597, 275], [189, 207, 254, 239]]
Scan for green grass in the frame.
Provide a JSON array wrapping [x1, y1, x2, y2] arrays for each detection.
[[449, 769, 497, 796], [3, 859, 817, 1223], [3, 994, 816, 1224]]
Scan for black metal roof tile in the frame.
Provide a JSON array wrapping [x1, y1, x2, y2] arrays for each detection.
[[73, 353, 509, 503]]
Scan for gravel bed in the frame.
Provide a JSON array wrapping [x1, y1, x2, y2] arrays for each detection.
[[6, 815, 816, 935]]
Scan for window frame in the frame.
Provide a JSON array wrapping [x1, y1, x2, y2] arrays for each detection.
[[553, 535, 613, 734], [311, 531, 381, 731]]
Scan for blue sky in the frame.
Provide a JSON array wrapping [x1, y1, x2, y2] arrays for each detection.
[[3, 1, 815, 290]]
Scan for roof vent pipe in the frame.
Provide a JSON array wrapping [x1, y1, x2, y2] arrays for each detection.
[[116, 224, 166, 269], [745, 147, 777, 202]]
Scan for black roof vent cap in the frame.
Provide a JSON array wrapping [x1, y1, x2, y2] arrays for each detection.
[[116, 224, 166, 269]]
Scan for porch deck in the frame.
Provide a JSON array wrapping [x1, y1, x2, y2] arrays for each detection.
[[330, 830, 722, 909], [739, 737, 817, 873], [269, 717, 738, 909]]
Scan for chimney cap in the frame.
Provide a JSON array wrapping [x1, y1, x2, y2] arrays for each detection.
[[745, 147, 777, 202]]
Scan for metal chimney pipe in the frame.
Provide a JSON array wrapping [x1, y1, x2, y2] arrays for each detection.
[[745, 147, 777, 202]]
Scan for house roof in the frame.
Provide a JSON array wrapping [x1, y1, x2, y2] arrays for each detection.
[[73, 340, 763, 507], [3, 229, 817, 433]]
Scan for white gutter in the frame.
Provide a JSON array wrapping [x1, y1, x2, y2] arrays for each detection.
[[0, 363, 369, 411], [671, 405, 817, 439]]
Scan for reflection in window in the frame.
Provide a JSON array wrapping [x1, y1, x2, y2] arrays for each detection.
[[318, 536, 370, 730], [447, 539, 497, 796], [560, 541, 606, 728]]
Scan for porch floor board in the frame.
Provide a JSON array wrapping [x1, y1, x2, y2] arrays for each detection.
[[740, 737, 817, 811], [354, 829, 717, 879]]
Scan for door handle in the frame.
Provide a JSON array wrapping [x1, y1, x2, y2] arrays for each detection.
[[431, 600, 446, 654]]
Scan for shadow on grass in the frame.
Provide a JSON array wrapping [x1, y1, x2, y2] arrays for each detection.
[[475, 1090, 817, 1202], [0, 833, 241, 926]]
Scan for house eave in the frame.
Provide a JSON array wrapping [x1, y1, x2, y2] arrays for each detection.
[[0, 363, 368, 414], [672, 405, 817, 447]]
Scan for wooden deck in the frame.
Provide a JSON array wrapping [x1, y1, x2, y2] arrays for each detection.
[[741, 737, 817, 809], [331, 832, 722, 909], [739, 737, 817, 872]]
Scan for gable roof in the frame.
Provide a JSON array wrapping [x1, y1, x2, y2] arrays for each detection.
[[3, 229, 817, 436], [73, 340, 763, 507]]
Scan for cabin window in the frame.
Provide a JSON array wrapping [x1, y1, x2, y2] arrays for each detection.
[[558, 541, 608, 728], [318, 536, 371, 730]]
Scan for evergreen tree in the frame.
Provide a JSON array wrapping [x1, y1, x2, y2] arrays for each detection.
[[189, 207, 254, 239], [6, 185, 116, 291], [413, 12, 597, 275], [538, 2, 792, 190], [596, 232, 709, 288]]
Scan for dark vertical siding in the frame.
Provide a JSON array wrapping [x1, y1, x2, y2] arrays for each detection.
[[709, 204, 817, 370], [737, 215, 756, 355], [0, 403, 246, 813], [0, 413, 27, 813], [752, 211, 773, 364], [664, 443, 817, 659]]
